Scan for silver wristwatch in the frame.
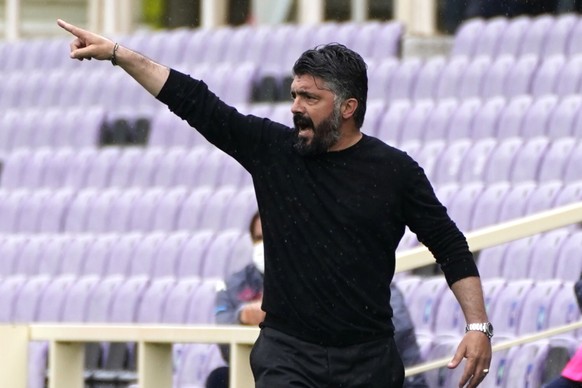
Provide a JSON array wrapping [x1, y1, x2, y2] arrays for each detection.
[[465, 322, 494, 339]]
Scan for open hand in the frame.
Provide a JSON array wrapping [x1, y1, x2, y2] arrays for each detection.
[[57, 19, 115, 61], [447, 331, 492, 387]]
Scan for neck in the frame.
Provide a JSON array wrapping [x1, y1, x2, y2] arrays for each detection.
[[328, 127, 363, 152]]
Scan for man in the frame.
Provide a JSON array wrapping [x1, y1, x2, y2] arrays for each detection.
[[209, 211, 429, 388], [58, 19, 492, 387]]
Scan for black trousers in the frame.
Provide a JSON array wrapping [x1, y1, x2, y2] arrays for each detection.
[[250, 327, 405, 388]]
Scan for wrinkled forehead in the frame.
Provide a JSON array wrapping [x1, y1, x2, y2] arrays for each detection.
[[290, 74, 333, 94]]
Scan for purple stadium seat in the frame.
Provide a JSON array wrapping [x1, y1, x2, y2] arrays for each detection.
[[198, 185, 238, 231], [489, 278, 535, 339], [63, 188, 99, 233], [471, 182, 512, 230], [185, 279, 222, 324], [130, 148, 165, 188], [370, 21, 403, 60], [108, 276, 151, 323], [359, 100, 385, 138], [63, 148, 99, 189], [0, 149, 32, 188], [13, 236, 46, 276], [36, 275, 77, 322], [398, 100, 434, 145], [546, 96, 582, 139], [175, 186, 214, 231], [519, 15, 553, 57], [151, 187, 190, 232], [500, 236, 540, 280], [524, 180, 562, 216], [16, 189, 52, 233], [161, 278, 201, 324], [472, 96, 505, 140], [451, 18, 484, 58], [201, 230, 244, 279], [446, 182, 484, 232], [82, 235, 117, 277], [509, 136, 549, 183], [458, 56, 491, 99], [555, 231, 582, 282], [104, 233, 142, 277], [222, 185, 258, 231], [407, 276, 448, 346], [411, 56, 446, 101], [387, 58, 422, 102], [175, 344, 225, 388], [435, 57, 469, 100], [483, 137, 524, 184], [224, 231, 254, 278], [432, 285, 464, 338], [481, 278, 508, 316], [127, 233, 165, 278], [497, 181, 537, 223], [12, 275, 52, 323], [42, 148, 74, 189], [151, 232, 191, 279], [19, 149, 51, 189], [543, 14, 577, 57], [504, 55, 539, 98], [109, 147, 143, 188], [412, 140, 445, 182], [177, 230, 216, 279], [446, 98, 481, 141], [84, 147, 121, 188], [60, 275, 101, 323], [458, 138, 497, 184], [423, 338, 465, 387], [567, 18, 582, 56], [0, 189, 26, 233], [85, 275, 126, 323], [473, 17, 508, 58], [128, 187, 166, 232], [562, 142, 582, 184], [434, 183, 460, 210], [530, 55, 566, 98], [217, 152, 252, 188], [547, 280, 582, 329], [83, 188, 118, 233], [37, 189, 74, 233], [135, 278, 176, 323], [496, 95, 532, 139], [555, 55, 582, 97], [60, 235, 93, 277], [0, 275, 27, 322], [422, 98, 458, 143], [151, 147, 188, 188], [0, 236, 26, 278], [504, 341, 551, 388], [496, 16, 531, 58], [170, 147, 209, 188], [554, 180, 582, 209], [376, 99, 411, 146], [107, 188, 143, 233], [527, 231, 570, 281]]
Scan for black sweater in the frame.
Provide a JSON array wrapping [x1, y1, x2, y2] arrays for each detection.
[[157, 69, 478, 346]]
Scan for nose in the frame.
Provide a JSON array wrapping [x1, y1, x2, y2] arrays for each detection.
[[291, 97, 304, 115]]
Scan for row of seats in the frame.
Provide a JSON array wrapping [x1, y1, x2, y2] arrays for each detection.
[[0, 146, 251, 190], [369, 53, 582, 103], [395, 275, 580, 387], [0, 185, 257, 235], [0, 21, 403, 73], [452, 14, 582, 59], [0, 274, 226, 388], [3, 135, 580, 193], [477, 229, 582, 282], [0, 230, 253, 284]]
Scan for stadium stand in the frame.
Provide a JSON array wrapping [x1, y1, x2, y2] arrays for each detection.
[[1, 12, 582, 388]]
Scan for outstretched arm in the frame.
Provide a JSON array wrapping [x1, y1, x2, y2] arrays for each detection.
[[448, 276, 492, 388], [57, 19, 170, 97]]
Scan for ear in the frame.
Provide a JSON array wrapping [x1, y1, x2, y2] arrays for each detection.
[[341, 98, 358, 120]]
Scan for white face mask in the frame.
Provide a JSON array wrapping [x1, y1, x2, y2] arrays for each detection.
[[252, 242, 265, 274]]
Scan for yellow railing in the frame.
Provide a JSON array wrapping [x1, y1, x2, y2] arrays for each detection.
[[0, 201, 580, 388]]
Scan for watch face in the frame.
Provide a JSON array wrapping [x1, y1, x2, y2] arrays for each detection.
[[486, 322, 494, 336]]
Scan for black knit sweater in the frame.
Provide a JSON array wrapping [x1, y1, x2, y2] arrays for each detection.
[[157, 69, 479, 346]]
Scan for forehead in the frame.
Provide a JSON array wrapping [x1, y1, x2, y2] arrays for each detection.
[[290, 74, 330, 93]]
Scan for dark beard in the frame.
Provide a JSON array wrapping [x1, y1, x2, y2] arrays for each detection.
[[293, 109, 341, 156]]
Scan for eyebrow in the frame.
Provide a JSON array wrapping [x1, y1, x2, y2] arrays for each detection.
[[291, 89, 318, 99]]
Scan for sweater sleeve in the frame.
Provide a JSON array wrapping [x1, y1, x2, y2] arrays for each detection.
[[402, 157, 479, 286]]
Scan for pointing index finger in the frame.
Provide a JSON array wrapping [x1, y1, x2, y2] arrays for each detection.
[[57, 19, 84, 37]]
